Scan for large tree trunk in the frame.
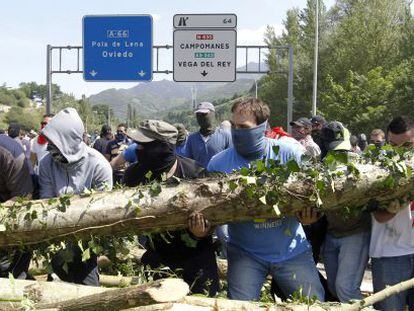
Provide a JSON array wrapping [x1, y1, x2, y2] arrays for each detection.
[[0, 278, 188, 311], [0, 277, 110, 310], [1, 159, 413, 247]]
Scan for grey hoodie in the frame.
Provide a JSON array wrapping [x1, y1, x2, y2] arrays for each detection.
[[38, 108, 113, 198]]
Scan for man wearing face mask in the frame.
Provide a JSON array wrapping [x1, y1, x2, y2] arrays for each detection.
[[290, 117, 321, 158], [183, 102, 232, 168], [38, 108, 113, 286], [122, 120, 219, 296], [207, 98, 324, 302], [369, 129, 386, 148], [104, 123, 131, 184]]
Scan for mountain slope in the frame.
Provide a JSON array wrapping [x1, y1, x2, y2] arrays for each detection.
[[88, 62, 267, 119]]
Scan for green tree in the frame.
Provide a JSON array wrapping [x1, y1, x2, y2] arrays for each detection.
[[5, 107, 42, 130]]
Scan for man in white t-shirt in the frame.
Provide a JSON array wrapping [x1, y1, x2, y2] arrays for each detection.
[[30, 114, 54, 172], [370, 116, 414, 311]]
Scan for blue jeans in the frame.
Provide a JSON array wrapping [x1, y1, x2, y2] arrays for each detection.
[[372, 254, 414, 311], [322, 231, 370, 302], [227, 244, 324, 301], [215, 225, 229, 258]]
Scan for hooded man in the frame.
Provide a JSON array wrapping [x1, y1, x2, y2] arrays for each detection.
[[207, 98, 324, 302], [38, 107, 113, 286], [290, 117, 321, 158], [182, 102, 232, 168], [122, 120, 219, 296]]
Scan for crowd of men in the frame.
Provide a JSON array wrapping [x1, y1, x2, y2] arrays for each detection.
[[0, 98, 413, 310]]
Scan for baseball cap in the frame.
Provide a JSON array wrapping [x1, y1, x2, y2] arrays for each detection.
[[311, 115, 326, 125], [126, 120, 178, 145], [290, 117, 312, 128], [321, 121, 351, 151], [195, 102, 215, 114]]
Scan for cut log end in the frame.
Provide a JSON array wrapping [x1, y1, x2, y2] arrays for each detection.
[[146, 278, 190, 303]]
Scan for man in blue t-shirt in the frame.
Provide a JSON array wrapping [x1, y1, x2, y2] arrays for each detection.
[[207, 98, 324, 301], [183, 102, 232, 168]]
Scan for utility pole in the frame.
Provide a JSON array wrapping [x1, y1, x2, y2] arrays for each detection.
[[254, 78, 258, 99], [287, 45, 294, 132], [191, 85, 197, 109], [311, 0, 319, 116]]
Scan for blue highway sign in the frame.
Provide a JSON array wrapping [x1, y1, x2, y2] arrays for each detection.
[[83, 15, 153, 81]]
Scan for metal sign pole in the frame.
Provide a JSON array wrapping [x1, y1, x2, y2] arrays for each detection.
[[287, 45, 294, 132], [46, 44, 52, 114]]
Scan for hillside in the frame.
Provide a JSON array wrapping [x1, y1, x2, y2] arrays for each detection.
[[88, 62, 266, 119]]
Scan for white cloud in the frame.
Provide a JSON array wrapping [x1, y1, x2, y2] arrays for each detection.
[[237, 24, 284, 45]]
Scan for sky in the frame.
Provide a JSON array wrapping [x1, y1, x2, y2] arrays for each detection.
[[0, 0, 335, 98]]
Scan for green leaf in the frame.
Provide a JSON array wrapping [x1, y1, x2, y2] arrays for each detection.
[[272, 145, 280, 155], [286, 159, 300, 173], [82, 248, 91, 262], [382, 176, 395, 188], [145, 171, 153, 180], [228, 180, 238, 191], [240, 167, 249, 176], [31, 210, 38, 220], [316, 180, 326, 192], [180, 232, 198, 248], [256, 160, 266, 173], [259, 196, 267, 205]]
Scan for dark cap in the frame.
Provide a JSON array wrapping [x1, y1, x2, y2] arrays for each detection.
[[8, 123, 21, 139], [290, 117, 312, 128], [195, 102, 215, 114], [311, 115, 326, 125], [321, 121, 351, 151], [127, 120, 178, 145]]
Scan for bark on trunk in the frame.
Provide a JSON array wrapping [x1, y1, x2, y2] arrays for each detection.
[[0, 277, 110, 310], [36, 278, 189, 311], [0, 159, 413, 247]]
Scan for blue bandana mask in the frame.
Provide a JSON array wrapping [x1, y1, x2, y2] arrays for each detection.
[[231, 121, 268, 160]]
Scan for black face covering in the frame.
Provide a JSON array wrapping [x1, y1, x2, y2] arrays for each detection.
[[47, 143, 68, 164], [196, 112, 215, 136], [123, 140, 176, 187]]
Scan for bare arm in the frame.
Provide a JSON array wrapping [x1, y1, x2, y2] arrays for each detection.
[[110, 153, 126, 170], [373, 210, 396, 223]]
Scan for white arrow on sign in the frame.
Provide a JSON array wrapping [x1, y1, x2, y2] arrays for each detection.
[[89, 70, 98, 77], [138, 70, 146, 77]]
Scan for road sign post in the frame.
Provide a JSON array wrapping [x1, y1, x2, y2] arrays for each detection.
[[83, 15, 153, 81], [173, 14, 237, 82]]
